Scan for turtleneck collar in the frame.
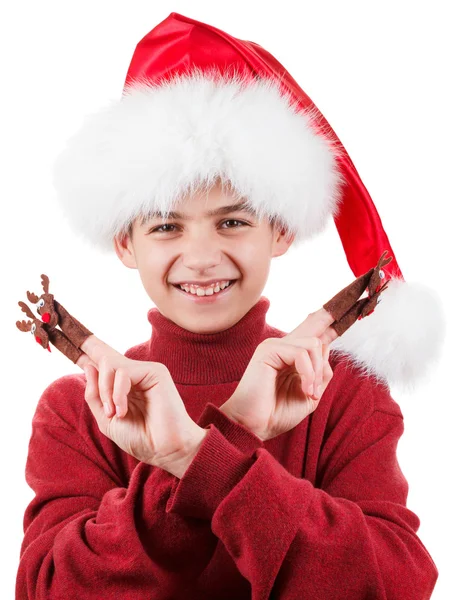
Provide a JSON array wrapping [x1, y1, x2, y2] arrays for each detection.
[[146, 296, 276, 385]]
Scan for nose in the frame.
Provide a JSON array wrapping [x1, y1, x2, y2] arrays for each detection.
[[181, 234, 223, 272]]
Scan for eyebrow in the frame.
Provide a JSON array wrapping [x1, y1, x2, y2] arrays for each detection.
[[147, 202, 256, 221]]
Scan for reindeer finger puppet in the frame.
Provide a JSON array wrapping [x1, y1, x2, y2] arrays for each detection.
[[15, 274, 93, 364], [323, 250, 393, 334], [16, 302, 85, 364]]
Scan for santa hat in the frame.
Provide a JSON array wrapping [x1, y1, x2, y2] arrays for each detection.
[[52, 12, 446, 391]]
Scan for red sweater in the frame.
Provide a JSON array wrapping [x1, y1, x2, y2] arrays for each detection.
[[17, 296, 438, 599]]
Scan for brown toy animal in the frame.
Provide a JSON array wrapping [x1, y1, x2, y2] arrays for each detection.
[[16, 274, 93, 363], [323, 250, 392, 335], [26, 274, 93, 348], [16, 301, 85, 364]]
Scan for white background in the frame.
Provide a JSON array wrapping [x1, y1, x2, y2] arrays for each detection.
[[2, 1, 449, 597]]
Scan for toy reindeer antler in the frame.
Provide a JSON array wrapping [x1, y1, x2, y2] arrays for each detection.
[[41, 273, 49, 294], [26, 273, 93, 349], [26, 274, 49, 304], [323, 250, 393, 335]]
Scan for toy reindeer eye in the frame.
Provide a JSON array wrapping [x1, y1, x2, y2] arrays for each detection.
[[31, 323, 36, 334], [37, 299, 45, 308], [379, 270, 385, 279]]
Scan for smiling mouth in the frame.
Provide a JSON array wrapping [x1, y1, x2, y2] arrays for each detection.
[[173, 280, 237, 296]]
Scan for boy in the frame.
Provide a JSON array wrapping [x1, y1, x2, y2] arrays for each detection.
[[16, 12, 442, 599]]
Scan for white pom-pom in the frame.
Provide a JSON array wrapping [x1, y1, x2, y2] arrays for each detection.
[[330, 278, 447, 392]]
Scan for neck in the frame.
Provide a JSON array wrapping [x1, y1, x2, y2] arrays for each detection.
[[145, 296, 275, 384]]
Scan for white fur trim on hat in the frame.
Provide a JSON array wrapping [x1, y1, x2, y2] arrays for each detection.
[[52, 69, 344, 253], [329, 277, 447, 392]]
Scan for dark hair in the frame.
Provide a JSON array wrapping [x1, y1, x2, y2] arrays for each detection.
[[127, 221, 134, 241]]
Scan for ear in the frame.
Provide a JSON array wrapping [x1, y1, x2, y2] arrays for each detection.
[[271, 226, 295, 259], [113, 232, 138, 269]]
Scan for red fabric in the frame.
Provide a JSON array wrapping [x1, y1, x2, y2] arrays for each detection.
[[124, 12, 403, 283], [16, 297, 437, 599]]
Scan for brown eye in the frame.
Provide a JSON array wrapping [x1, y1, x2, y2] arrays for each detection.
[[150, 224, 177, 233], [221, 219, 248, 229]]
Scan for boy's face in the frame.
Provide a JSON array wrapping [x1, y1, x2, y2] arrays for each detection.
[[114, 180, 294, 333]]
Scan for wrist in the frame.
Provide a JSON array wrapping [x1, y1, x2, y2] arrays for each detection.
[[220, 400, 265, 442], [163, 426, 208, 479], [219, 401, 241, 424]]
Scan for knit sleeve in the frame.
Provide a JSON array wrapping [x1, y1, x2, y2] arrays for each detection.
[[15, 375, 215, 599], [196, 401, 264, 454], [166, 409, 439, 600]]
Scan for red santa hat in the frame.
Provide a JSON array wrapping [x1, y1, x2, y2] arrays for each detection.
[[52, 12, 445, 391]]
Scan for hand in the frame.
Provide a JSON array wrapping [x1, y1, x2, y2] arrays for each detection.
[[75, 336, 205, 472], [220, 308, 339, 442]]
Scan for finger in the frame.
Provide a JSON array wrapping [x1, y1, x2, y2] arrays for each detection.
[[288, 308, 338, 343], [321, 346, 334, 388], [325, 344, 333, 374], [83, 365, 108, 426], [97, 359, 116, 417], [261, 337, 321, 399], [290, 346, 316, 398], [79, 334, 124, 369], [318, 323, 339, 345], [308, 345, 334, 402], [284, 338, 329, 399], [323, 358, 333, 383], [112, 368, 131, 418], [76, 353, 97, 370], [308, 340, 323, 400]]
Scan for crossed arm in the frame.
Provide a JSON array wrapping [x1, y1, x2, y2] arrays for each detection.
[[16, 375, 438, 600]]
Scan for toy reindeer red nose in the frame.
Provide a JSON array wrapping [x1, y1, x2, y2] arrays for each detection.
[[42, 313, 51, 323]]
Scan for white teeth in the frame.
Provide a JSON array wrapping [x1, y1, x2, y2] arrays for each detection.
[[179, 280, 232, 296]]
